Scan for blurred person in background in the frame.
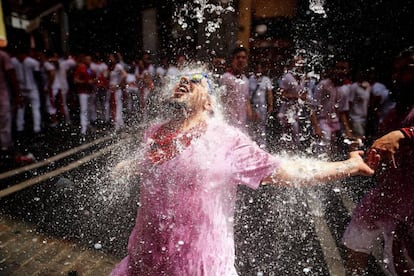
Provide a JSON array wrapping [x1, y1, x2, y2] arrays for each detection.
[[219, 46, 253, 132], [0, 48, 21, 159], [248, 62, 273, 148], [347, 69, 372, 140], [73, 54, 96, 136], [12, 48, 42, 135], [108, 54, 127, 131], [91, 53, 109, 126]]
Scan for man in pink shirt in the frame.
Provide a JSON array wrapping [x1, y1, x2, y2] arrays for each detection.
[[110, 72, 375, 276]]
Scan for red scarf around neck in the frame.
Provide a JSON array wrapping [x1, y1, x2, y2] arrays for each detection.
[[148, 121, 207, 164]]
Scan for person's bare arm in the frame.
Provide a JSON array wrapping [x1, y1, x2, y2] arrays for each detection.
[[262, 151, 377, 187]]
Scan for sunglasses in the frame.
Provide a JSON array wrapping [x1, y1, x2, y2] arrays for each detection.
[[178, 73, 213, 94]]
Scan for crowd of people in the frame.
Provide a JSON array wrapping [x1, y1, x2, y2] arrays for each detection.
[[0, 46, 398, 157], [0, 44, 413, 275]]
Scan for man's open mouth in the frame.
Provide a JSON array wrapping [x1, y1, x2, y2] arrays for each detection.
[[174, 84, 190, 97]]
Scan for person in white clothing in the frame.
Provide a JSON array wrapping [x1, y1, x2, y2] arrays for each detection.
[[124, 66, 139, 122], [313, 68, 342, 157], [0, 49, 21, 152], [39, 51, 58, 127], [348, 70, 371, 138], [275, 55, 308, 150], [73, 54, 96, 136], [166, 54, 186, 78], [43, 52, 76, 127], [135, 58, 154, 123], [155, 55, 169, 85], [248, 62, 274, 148], [219, 46, 253, 131], [56, 53, 77, 125], [12, 49, 42, 134], [141, 51, 155, 77], [108, 55, 127, 131], [91, 54, 110, 124]]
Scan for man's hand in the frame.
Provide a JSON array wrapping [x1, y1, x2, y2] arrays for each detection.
[[348, 150, 378, 176], [369, 130, 405, 168]]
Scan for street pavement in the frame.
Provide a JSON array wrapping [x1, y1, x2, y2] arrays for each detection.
[[0, 214, 119, 275]]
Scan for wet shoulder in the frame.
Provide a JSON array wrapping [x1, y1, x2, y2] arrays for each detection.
[[205, 120, 252, 148]]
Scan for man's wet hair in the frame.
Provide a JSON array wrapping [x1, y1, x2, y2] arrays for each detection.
[[231, 46, 248, 58]]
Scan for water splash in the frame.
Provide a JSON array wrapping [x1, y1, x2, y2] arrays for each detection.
[[309, 0, 327, 17], [174, 0, 235, 35]]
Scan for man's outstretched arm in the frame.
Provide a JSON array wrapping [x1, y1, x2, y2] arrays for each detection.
[[262, 151, 377, 187]]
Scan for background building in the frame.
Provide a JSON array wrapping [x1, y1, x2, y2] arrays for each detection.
[[1, 0, 414, 80]]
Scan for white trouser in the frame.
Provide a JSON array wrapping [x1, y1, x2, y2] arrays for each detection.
[[88, 92, 97, 123], [78, 93, 95, 135], [95, 87, 110, 122], [113, 88, 124, 130], [45, 88, 71, 124], [16, 88, 41, 133]]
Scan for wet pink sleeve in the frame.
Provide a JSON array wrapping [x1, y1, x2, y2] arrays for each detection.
[[229, 138, 280, 190]]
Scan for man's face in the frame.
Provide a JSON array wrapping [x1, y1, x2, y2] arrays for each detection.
[[84, 55, 92, 66], [335, 61, 350, 81], [254, 64, 263, 76], [232, 51, 248, 72], [143, 53, 151, 65], [170, 75, 211, 115], [177, 55, 186, 66]]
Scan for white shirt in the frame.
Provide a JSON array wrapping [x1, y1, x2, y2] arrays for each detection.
[[90, 62, 108, 77], [109, 63, 125, 87], [371, 82, 395, 121], [278, 72, 304, 98], [166, 66, 180, 78], [219, 72, 249, 128], [57, 57, 77, 90], [156, 66, 167, 78], [42, 61, 55, 90], [337, 84, 351, 112], [12, 56, 40, 91], [249, 74, 273, 107], [349, 82, 371, 123]]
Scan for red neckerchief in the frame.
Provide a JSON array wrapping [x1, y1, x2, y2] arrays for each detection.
[[148, 121, 207, 164]]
